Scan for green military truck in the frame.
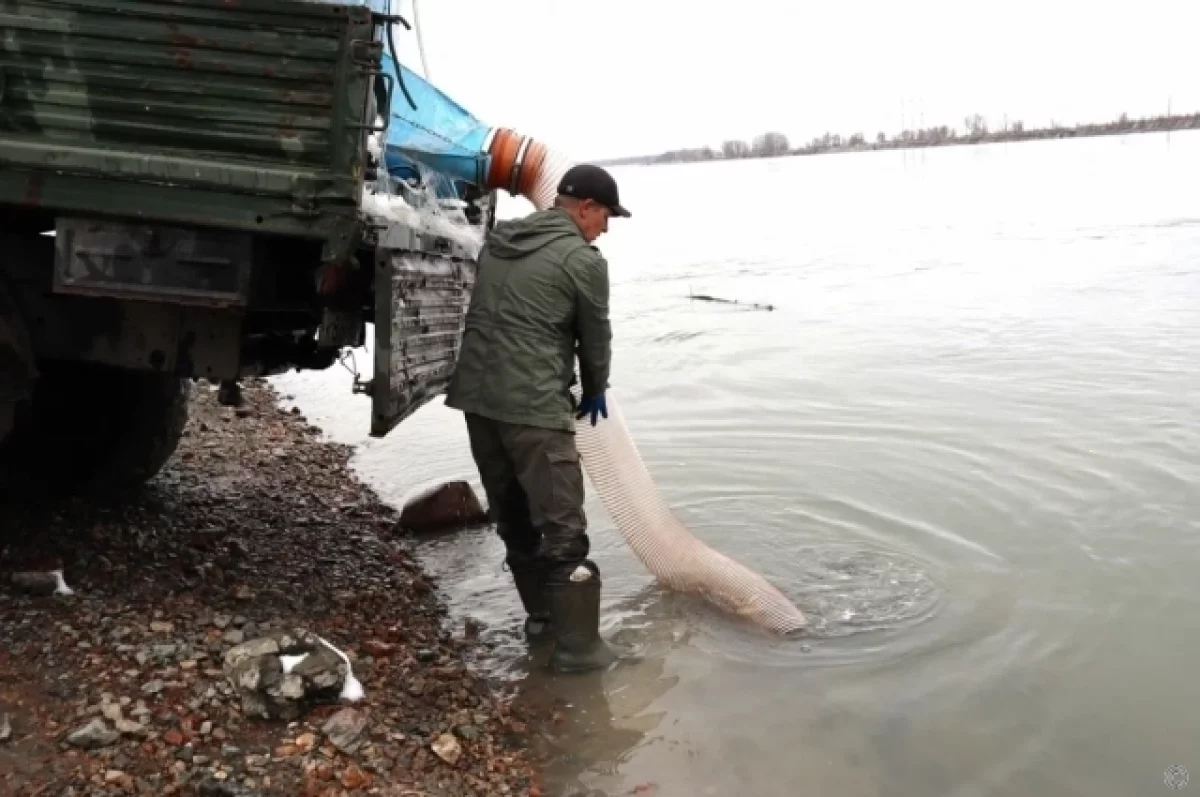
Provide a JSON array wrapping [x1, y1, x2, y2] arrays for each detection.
[[0, 0, 491, 494]]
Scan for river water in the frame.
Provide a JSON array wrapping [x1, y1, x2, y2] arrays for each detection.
[[273, 131, 1200, 796]]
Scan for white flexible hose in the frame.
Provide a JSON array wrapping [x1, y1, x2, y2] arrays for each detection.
[[523, 146, 578, 212], [504, 143, 808, 635], [571, 388, 808, 635]]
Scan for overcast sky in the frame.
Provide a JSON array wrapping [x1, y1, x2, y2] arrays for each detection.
[[388, 0, 1200, 161]]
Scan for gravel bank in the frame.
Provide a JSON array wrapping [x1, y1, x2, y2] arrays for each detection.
[[0, 379, 544, 797]]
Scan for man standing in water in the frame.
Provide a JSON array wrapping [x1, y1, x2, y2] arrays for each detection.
[[445, 164, 630, 673]]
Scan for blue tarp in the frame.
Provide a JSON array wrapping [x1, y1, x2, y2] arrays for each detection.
[[378, 52, 492, 188]]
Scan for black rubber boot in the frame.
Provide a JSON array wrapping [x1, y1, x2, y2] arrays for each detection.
[[545, 560, 617, 674], [506, 553, 551, 640]]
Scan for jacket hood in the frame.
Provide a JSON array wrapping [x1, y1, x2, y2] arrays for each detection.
[[485, 207, 584, 259]]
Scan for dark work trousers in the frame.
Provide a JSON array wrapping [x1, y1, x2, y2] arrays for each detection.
[[463, 413, 590, 567]]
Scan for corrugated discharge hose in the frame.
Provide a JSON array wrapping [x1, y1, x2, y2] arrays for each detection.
[[484, 131, 809, 637]]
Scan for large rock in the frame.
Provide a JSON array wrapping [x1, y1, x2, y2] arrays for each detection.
[[223, 630, 351, 721], [398, 481, 487, 534]]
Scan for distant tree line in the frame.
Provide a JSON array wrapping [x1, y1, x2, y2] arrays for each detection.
[[652, 131, 791, 164], [616, 110, 1200, 167]]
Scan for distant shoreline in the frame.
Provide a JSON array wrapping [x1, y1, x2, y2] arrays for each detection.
[[597, 112, 1200, 167]]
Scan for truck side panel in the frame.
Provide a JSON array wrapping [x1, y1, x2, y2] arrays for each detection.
[[371, 226, 479, 437], [0, 0, 377, 257]]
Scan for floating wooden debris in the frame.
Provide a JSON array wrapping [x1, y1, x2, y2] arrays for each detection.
[[687, 290, 775, 311]]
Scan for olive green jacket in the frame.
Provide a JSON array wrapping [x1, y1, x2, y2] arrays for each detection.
[[444, 207, 612, 431]]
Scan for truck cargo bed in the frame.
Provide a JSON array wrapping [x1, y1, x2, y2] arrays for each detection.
[[0, 0, 378, 255]]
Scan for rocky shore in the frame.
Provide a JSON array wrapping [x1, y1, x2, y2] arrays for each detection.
[[0, 379, 544, 796]]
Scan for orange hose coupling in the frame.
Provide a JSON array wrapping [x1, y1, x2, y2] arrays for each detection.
[[483, 128, 549, 199]]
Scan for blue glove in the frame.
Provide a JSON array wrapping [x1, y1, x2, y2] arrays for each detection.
[[576, 393, 608, 426]]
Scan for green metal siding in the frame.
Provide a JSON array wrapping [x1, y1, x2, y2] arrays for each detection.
[[0, 0, 378, 254]]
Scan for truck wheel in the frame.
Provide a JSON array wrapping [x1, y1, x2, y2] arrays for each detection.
[[0, 361, 191, 497]]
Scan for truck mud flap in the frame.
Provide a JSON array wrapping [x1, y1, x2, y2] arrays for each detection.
[[371, 227, 477, 437]]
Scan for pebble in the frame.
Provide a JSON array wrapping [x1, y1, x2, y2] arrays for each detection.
[[364, 640, 396, 657], [431, 733, 462, 765], [116, 718, 147, 737], [67, 718, 119, 750], [142, 680, 165, 695], [341, 764, 369, 790], [322, 707, 369, 754]]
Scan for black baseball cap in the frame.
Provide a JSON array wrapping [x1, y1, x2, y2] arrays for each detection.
[[556, 164, 631, 218]]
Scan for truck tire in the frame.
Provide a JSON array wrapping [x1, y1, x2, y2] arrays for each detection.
[[0, 361, 190, 497]]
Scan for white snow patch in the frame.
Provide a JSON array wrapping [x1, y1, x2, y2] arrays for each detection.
[[52, 570, 74, 596], [280, 654, 308, 674], [315, 634, 364, 702]]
